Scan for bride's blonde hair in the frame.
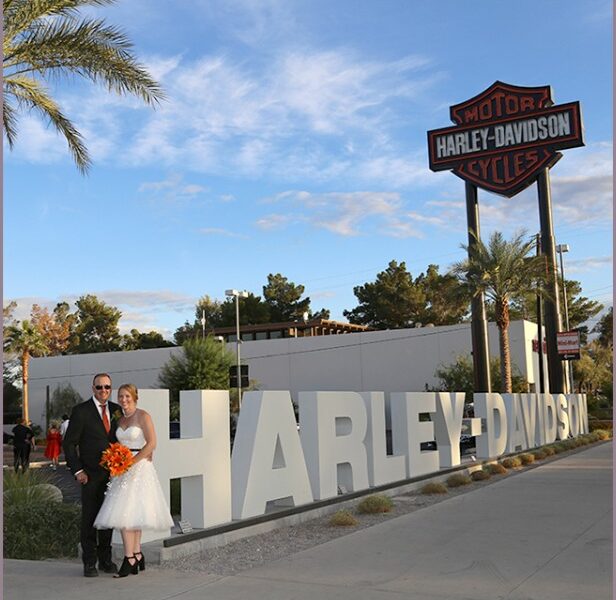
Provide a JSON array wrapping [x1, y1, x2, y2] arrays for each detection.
[[118, 383, 138, 403]]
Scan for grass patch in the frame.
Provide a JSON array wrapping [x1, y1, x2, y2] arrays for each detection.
[[501, 456, 522, 469], [357, 494, 394, 514], [470, 469, 490, 481], [484, 463, 507, 475], [519, 453, 535, 465], [446, 473, 472, 488], [329, 510, 359, 527], [420, 482, 448, 494]]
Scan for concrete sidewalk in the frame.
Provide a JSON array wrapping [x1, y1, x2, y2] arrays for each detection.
[[4, 442, 612, 600]]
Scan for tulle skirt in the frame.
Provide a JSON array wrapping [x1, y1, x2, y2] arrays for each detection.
[[94, 460, 174, 531]]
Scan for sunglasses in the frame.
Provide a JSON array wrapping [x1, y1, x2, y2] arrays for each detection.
[[94, 385, 112, 390]]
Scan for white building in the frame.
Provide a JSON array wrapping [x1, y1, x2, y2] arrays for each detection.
[[28, 320, 547, 429]]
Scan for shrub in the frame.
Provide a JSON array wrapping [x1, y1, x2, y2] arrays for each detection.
[[552, 442, 567, 453], [357, 494, 394, 514], [421, 482, 448, 494], [4, 502, 81, 559], [501, 456, 522, 468], [329, 510, 359, 527], [531, 449, 547, 460], [470, 469, 490, 481], [3, 469, 59, 506], [542, 446, 556, 456], [446, 473, 472, 488], [593, 429, 611, 441], [484, 463, 507, 475], [589, 420, 613, 432], [519, 453, 535, 465]]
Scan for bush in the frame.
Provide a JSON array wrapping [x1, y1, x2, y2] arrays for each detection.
[[501, 457, 522, 469], [446, 473, 472, 488], [329, 510, 359, 527], [470, 469, 490, 481], [4, 502, 81, 559], [593, 429, 611, 441], [357, 494, 394, 514], [484, 463, 507, 475], [552, 442, 567, 453], [542, 446, 556, 456], [531, 449, 547, 460], [519, 453, 535, 465], [589, 420, 613, 432], [3, 469, 58, 506], [421, 482, 448, 494]]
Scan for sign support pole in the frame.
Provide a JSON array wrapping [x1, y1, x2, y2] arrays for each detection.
[[536, 168, 565, 393], [465, 182, 491, 392]]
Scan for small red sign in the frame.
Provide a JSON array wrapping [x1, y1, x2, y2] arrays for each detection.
[[427, 81, 584, 197], [556, 330, 581, 360]]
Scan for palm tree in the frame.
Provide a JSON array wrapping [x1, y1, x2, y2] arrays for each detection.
[[4, 320, 50, 423], [452, 230, 550, 393], [3, 0, 165, 173]]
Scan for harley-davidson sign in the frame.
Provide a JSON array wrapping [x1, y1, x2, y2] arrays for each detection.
[[427, 81, 584, 196]]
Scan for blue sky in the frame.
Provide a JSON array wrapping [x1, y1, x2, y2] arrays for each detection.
[[4, 0, 613, 339]]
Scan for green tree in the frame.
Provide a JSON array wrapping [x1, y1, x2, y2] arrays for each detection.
[[72, 294, 122, 353], [415, 264, 468, 326], [3, 0, 164, 173], [49, 383, 83, 420], [451, 230, 548, 393], [121, 329, 174, 350], [263, 274, 311, 322], [4, 320, 50, 422], [219, 293, 271, 327], [343, 260, 426, 329], [593, 307, 613, 349], [435, 354, 528, 403], [174, 296, 225, 344], [158, 337, 235, 419], [53, 302, 79, 352]]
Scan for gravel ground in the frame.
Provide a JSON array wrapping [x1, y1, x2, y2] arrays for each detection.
[[153, 451, 563, 576]]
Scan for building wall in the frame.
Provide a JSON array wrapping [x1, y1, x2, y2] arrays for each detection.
[[28, 320, 547, 428]]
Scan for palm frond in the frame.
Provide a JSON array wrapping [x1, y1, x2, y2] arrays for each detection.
[[4, 75, 91, 172], [2, 99, 19, 147]]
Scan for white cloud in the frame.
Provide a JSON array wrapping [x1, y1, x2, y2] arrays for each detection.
[[199, 227, 248, 239], [566, 255, 613, 274], [138, 173, 207, 201]]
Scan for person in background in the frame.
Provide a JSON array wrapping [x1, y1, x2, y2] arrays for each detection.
[[12, 418, 34, 472], [60, 414, 70, 438], [44, 422, 62, 470]]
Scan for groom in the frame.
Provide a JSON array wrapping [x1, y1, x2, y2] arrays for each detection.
[[63, 373, 120, 577]]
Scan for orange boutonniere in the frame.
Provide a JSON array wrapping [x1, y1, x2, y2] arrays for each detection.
[[100, 442, 134, 477]]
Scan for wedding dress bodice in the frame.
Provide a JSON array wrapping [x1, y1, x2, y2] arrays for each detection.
[[116, 425, 146, 450]]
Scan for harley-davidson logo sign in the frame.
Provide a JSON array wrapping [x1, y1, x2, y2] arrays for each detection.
[[427, 81, 584, 197]]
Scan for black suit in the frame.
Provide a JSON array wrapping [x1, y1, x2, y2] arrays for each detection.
[[63, 398, 119, 567]]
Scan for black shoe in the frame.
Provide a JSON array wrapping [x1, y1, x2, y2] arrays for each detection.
[[114, 556, 138, 578], [84, 564, 99, 578], [99, 560, 118, 574], [134, 552, 145, 571]]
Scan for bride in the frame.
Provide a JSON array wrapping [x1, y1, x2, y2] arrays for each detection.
[[94, 384, 173, 577]]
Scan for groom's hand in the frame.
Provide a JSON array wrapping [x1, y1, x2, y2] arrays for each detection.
[[76, 471, 89, 484]]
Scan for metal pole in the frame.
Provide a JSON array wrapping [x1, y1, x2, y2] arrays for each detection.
[[235, 295, 242, 407], [558, 247, 574, 392], [465, 182, 492, 392], [536, 234, 545, 393], [536, 169, 565, 393]]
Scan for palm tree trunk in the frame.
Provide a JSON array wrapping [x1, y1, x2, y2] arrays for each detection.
[[496, 299, 512, 393], [22, 351, 29, 423]]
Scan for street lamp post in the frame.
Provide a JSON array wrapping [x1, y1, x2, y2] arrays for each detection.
[[556, 244, 573, 392], [225, 289, 248, 407]]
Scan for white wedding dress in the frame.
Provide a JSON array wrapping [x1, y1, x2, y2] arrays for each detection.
[[94, 426, 174, 531]]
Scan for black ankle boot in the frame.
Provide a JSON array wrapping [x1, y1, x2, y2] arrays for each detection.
[[134, 552, 145, 571], [115, 556, 138, 578]]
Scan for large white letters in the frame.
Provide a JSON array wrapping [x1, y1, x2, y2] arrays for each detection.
[[391, 392, 439, 477], [503, 394, 527, 453], [432, 392, 467, 468], [299, 391, 370, 500], [231, 391, 313, 519], [361, 392, 406, 486], [475, 393, 508, 458]]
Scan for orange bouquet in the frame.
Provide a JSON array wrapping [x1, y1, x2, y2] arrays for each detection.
[[100, 442, 134, 477]]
